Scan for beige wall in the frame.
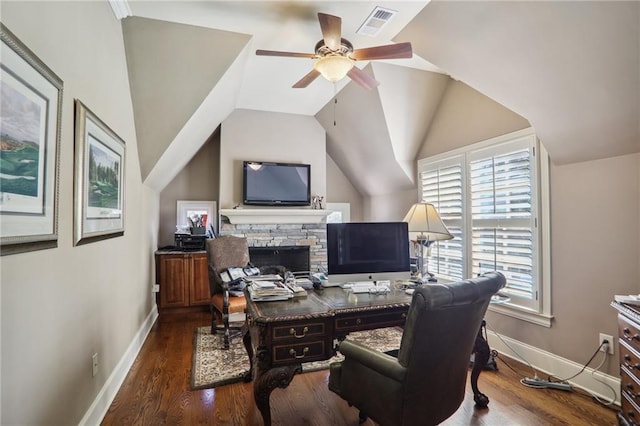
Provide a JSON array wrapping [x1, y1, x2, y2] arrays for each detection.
[[487, 153, 640, 376], [157, 130, 220, 247], [418, 80, 530, 158], [326, 154, 364, 221], [219, 109, 326, 209], [1, 2, 157, 425], [364, 188, 419, 223]]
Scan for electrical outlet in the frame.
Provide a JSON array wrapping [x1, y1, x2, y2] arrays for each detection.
[[92, 353, 99, 377], [599, 333, 614, 355], [152, 284, 160, 293]]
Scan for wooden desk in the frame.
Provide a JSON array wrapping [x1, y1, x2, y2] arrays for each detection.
[[242, 286, 493, 425]]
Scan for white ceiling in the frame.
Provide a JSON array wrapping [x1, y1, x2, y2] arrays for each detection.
[[122, 1, 639, 195], [129, 1, 442, 116]]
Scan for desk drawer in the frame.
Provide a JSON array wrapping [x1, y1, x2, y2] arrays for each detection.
[[622, 391, 640, 426], [336, 310, 407, 333], [620, 315, 640, 350], [621, 341, 640, 383], [273, 340, 327, 364], [273, 322, 325, 341]]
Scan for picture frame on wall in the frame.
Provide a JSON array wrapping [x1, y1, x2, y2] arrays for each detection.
[[176, 200, 216, 236], [73, 99, 126, 246], [0, 24, 63, 256]]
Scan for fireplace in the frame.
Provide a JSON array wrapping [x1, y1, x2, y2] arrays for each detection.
[[219, 216, 327, 273], [249, 246, 310, 273]]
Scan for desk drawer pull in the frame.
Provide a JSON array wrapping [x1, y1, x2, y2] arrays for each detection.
[[289, 347, 309, 359], [356, 319, 362, 325], [289, 326, 308, 338], [623, 328, 640, 341]]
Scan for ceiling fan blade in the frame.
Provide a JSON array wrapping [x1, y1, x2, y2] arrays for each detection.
[[347, 67, 380, 90], [256, 49, 316, 59], [350, 42, 413, 61], [318, 12, 341, 51], [293, 69, 321, 88]]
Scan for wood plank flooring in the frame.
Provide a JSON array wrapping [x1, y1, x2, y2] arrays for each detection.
[[102, 311, 618, 425]]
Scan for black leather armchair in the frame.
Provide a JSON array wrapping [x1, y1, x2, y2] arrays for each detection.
[[328, 272, 506, 426]]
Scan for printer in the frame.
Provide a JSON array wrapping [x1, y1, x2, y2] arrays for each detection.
[[174, 233, 207, 251]]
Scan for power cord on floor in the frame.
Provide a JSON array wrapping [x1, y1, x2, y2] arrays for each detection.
[[486, 322, 618, 406]]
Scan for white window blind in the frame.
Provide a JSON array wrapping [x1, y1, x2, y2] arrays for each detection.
[[418, 130, 543, 314], [419, 157, 464, 281]]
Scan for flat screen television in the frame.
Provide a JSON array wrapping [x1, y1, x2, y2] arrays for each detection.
[[326, 222, 411, 284], [243, 161, 311, 206]]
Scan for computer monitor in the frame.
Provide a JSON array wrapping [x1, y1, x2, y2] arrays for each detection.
[[326, 222, 411, 284]]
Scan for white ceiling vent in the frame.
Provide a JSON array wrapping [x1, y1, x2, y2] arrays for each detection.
[[356, 7, 397, 37]]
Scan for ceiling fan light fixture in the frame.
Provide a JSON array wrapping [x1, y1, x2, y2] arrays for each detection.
[[314, 55, 354, 82]]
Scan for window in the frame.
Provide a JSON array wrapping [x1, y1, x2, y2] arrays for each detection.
[[418, 128, 551, 325]]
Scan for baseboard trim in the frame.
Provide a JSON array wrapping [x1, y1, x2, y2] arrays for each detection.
[[486, 330, 621, 405], [79, 305, 159, 426]]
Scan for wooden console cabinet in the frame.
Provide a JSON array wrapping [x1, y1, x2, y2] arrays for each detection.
[[155, 250, 210, 311], [612, 301, 640, 425]]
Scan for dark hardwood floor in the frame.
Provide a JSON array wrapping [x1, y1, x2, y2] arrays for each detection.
[[102, 311, 618, 425]]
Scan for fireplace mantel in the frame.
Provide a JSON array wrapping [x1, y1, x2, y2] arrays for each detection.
[[219, 208, 330, 225]]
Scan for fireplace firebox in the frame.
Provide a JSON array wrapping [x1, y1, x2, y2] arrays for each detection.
[[249, 246, 310, 273]]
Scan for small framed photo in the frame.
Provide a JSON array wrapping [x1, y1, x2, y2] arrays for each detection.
[[73, 99, 126, 246], [176, 200, 216, 236], [0, 24, 63, 256]]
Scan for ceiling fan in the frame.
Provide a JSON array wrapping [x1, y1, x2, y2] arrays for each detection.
[[256, 12, 412, 90]]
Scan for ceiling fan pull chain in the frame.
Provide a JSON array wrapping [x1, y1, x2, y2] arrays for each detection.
[[333, 83, 338, 126]]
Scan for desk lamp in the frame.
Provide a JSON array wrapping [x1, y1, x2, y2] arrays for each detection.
[[403, 203, 454, 282]]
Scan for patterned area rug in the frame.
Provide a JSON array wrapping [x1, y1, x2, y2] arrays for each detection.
[[191, 325, 403, 390]]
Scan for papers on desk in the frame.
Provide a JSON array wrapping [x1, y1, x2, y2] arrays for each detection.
[[615, 294, 640, 306], [247, 280, 293, 302]]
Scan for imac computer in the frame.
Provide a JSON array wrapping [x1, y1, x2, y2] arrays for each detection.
[[326, 222, 411, 285]]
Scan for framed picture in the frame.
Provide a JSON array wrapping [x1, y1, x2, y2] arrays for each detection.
[[0, 24, 63, 256], [176, 200, 216, 236], [73, 99, 126, 246]]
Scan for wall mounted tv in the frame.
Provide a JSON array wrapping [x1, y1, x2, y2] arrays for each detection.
[[243, 161, 311, 206]]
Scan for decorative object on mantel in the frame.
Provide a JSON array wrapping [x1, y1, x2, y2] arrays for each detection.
[[191, 325, 403, 390], [311, 195, 324, 210], [403, 202, 453, 282]]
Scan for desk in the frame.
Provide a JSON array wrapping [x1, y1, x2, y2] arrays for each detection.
[[242, 286, 493, 425]]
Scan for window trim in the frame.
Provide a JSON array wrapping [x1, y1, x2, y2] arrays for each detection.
[[417, 128, 552, 327]]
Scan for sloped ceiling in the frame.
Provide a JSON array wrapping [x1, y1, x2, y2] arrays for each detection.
[[122, 16, 250, 180], [398, 1, 640, 165], [316, 63, 449, 196], [121, 1, 639, 196]]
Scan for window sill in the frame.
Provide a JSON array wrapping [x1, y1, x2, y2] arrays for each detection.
[[488, 303, 553, 328]]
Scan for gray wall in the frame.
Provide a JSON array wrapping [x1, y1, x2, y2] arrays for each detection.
[[158, 130, 220, 247], [1, 2, 158, 424]]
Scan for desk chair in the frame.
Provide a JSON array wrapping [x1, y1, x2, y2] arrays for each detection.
[[206, 236, 250, 349], [328, 272, 506, 426]]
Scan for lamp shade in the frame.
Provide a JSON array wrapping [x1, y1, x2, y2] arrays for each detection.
[[402, 203, 454, 242], [314, 55, 354, 82]]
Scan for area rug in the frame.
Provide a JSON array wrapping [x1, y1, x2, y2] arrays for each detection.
[[191, 325, 403, 390]]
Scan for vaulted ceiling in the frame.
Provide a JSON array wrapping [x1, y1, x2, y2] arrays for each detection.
[[120, 1, 639, 195]]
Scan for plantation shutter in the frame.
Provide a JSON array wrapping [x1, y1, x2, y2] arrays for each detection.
[[468, 139, 537, 309], [419, 156, 464, 281]]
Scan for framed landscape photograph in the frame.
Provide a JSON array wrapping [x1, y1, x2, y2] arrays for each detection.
[[0, 24, 63, 256], [73, 99, 126, 246]]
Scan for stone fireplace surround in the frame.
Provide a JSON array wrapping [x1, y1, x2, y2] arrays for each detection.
[[219, 209, 328, 273]]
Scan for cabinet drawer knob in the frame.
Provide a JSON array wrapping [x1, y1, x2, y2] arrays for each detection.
[[289, 347, 309, 359], [289, 326, 308, 338], [356, 319, 362, 325]]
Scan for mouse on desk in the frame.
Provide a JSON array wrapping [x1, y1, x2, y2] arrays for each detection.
[[311, 275, 324, 290]]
